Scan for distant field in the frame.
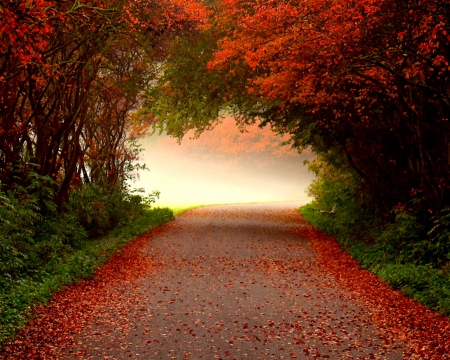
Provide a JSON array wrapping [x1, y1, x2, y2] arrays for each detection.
[[165, 199, 312, 217], [169, 205, 205, 216]]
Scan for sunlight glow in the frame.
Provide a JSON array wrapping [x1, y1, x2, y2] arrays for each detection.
[[132, 118, 315, 207]]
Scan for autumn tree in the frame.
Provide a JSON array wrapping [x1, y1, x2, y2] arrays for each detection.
[[149, 0, 450, 216], [0, 0, 206, 210]]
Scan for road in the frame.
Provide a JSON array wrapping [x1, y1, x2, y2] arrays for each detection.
[[60, 202, 404, 359]]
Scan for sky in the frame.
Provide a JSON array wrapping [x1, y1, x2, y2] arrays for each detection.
[[132, 117, 316, 208]]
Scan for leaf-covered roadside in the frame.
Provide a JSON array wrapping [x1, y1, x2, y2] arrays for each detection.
[[0, 220, 171, 359], [0, 204, 174, 347], [298, 216, 450, 359], [2, 203, 410, 359]]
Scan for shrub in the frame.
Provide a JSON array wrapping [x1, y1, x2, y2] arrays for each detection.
[[306, 155, 382, 244], [0, 203, 174, 345], [301, 155, 450, 315], [0, 167, 173, 344]]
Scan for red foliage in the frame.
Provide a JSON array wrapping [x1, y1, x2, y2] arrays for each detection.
[[158, 116, 302, 160], [207, 0, 450, 212], [209, 0, 449, 112], [0, 0, 207, 207], [0, 0, 53, 67], [298, 224, 450, 359]]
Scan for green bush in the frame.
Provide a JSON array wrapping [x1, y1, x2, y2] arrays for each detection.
[[301, 156, 450, 315], [305, 156, 382, 244], [0, 177, 89, 283], [69, 181, 161, 238], [0, 167, 173, 345], [0, 204, 173, 345], [69, 183, 118, 238]]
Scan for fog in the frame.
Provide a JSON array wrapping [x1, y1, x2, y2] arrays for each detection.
[[132, 117, 315, 208]]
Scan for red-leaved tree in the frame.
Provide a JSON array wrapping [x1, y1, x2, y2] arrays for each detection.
[[0, 0, 206, 209], [205, 0, 450, 213]]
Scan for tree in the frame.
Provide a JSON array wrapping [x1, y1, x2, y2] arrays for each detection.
[[0, 0, 206, 210], [150, 0, 450, 214]]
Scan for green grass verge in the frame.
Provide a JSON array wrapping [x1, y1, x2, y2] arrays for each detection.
[[0, 207, 174, 346], [170, 205, 206, 216], [300, 203, 450, 315]]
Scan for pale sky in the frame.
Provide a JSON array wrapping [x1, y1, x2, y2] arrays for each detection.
[[131, 117, 315, 208]]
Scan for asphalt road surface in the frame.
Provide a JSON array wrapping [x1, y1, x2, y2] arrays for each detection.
[[59, 202, 405, 359]]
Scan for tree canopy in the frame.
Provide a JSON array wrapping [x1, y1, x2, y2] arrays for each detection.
[[149, 0, 450, 216], [0, 0, 206, 209]]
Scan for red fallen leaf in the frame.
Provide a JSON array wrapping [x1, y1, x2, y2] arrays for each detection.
[[0, 225, 170, 359], [243, 323, 249, 329], [290, 353, 297, 358], [298, 223, 450, 359]]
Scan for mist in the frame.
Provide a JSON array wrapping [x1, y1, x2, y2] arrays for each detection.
[[132, 118, 316, 208]]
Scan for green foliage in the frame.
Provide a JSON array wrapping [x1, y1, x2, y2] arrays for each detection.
[[69, 183, 135, 238], [305, 154, 382, 244], [301, 156, 450, 315], [0, 181, 87, 342], [145, 25, 274, 141], [373, 263, 450, 311], [69, 174, 161, 238], [373, 204, 450, 267], [428, 209, 450, 266], [145, 31, 224, 139], [0, 166, 174, 345], [0, 172, 87, 283], [0, 202, 173, 345]]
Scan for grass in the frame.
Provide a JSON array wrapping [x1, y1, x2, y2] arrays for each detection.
[[0, 207, 174, 346], [169, 204, 207, 216], [300, 203, 450, 315]]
